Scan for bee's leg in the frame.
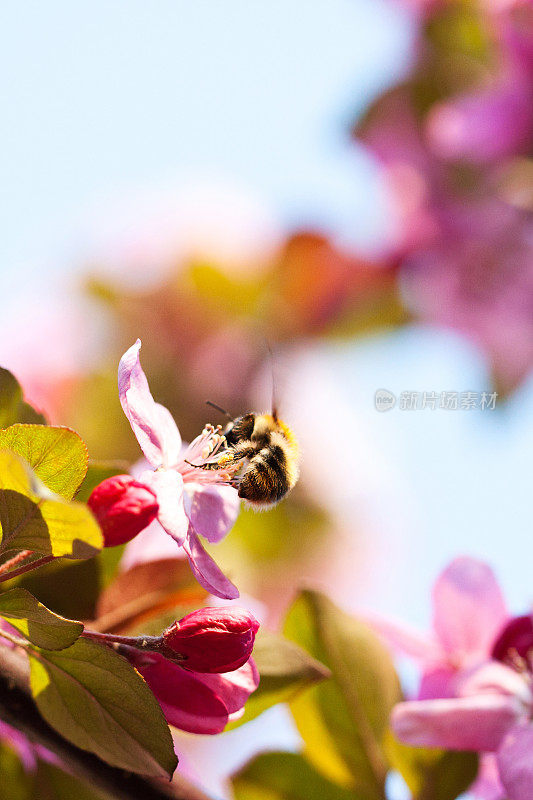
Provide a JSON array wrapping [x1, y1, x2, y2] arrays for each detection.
[[212, 445, 255, 470], [186, 444, 255, 471]]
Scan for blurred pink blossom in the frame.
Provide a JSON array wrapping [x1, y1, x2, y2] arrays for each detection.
[[426, 74, 533, 163], [392, 661, 533, 800], [372, 557, 510, 799], [497, 0, 533, 76], [401, 201, 533, 392], [0, 720, 58, 772], [357, 88, 443, 253], [118, 339, 241, 599], [371, 557, 508, 699]]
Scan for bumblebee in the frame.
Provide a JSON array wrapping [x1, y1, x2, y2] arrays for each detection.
[[206, 410, 300, 507]]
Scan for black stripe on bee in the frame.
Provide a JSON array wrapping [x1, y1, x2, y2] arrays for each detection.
[[262, 445, 287, 482], [238, 447, 290, 503], [224, 414, 255, 446]]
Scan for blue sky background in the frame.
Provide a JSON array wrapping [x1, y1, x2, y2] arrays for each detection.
[[1, 0, 411, 288], [1, 3, 532, 797]]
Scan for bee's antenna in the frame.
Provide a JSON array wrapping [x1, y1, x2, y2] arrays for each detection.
[[265, 340, 279, 420], [206, 400, 233, 421]]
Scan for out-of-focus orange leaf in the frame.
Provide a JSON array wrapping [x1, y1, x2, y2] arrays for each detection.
[[93, 558, 208, 634]]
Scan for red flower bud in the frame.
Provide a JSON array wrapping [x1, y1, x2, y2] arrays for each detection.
[[492, 614, 533, 664], [163, 607, 259, 673], [88, 475, 159, 547]]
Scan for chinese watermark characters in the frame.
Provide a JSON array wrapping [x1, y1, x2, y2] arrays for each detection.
[[374, 390, 498, 412]]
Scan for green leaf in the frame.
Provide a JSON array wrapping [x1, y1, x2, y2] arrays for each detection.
[[34, 762, 115, 800], [284, 590, 401, 797], [29, 638, 177, 778], [0, 588, 83, 650], [0, 368, 46, 428], [0, 424, 88, 500], [0, 742, 32, 800], [232, 751, 357, 800], [0, 450, 103, 559], [75, 461, 130, 503], [384, 731, 479, 800], [229, 492, 329, 564], [13, 558, 101, 621], [227, 629, 330, 730]]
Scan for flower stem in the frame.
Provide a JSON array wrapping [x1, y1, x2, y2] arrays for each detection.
[[0, 554, 55, 584], [82, 629, 164, 650], [0, 550, 34, 576], [81, 629, 186, 661]]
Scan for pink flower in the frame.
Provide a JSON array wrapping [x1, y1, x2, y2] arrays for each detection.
[[392, 661, 533, 800], [88, 475, 159, 546], [163, 607, 259, 674], [0, 720, 60, 772], [372, 558, 512, 799], [402, 200, 533, 393], [370, 557, 510, 798], [370, 557, 508, 700], [118, 339, 241, 599], [426, 74, 533, 164], [133, 651, 259, 735]]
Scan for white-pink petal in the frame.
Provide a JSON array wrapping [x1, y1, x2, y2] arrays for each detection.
[[461, 663, 533, 708], [432, 557, 507, 661], [470, 753, 506, 800], [392, 694, 521, 752], [182, 526, 239, 600], [140, 468, 189, 546], [365, 611, 442, 663], [120, 519, 185, 571], [497, 723, 533, 800], [183, 483, 240, 544], [118, 340, 182, 467], [418, 665, 458, 700]]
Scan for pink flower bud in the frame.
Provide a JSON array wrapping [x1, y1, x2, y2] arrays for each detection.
[[492, 614, 533, 664], [163, 607, 259, 673], [88, 475, 159, 547]]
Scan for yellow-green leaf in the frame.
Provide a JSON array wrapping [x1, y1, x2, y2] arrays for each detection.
[[0, 424, 88, 500], [0, 588, 83, 650], [384, 730, 478, 800], [284, 590, 401, 797], [0, 450, 102, 559], [232, 751, 358, 800], [227, 629, 330, 731], [29, 638, 177, 778]]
